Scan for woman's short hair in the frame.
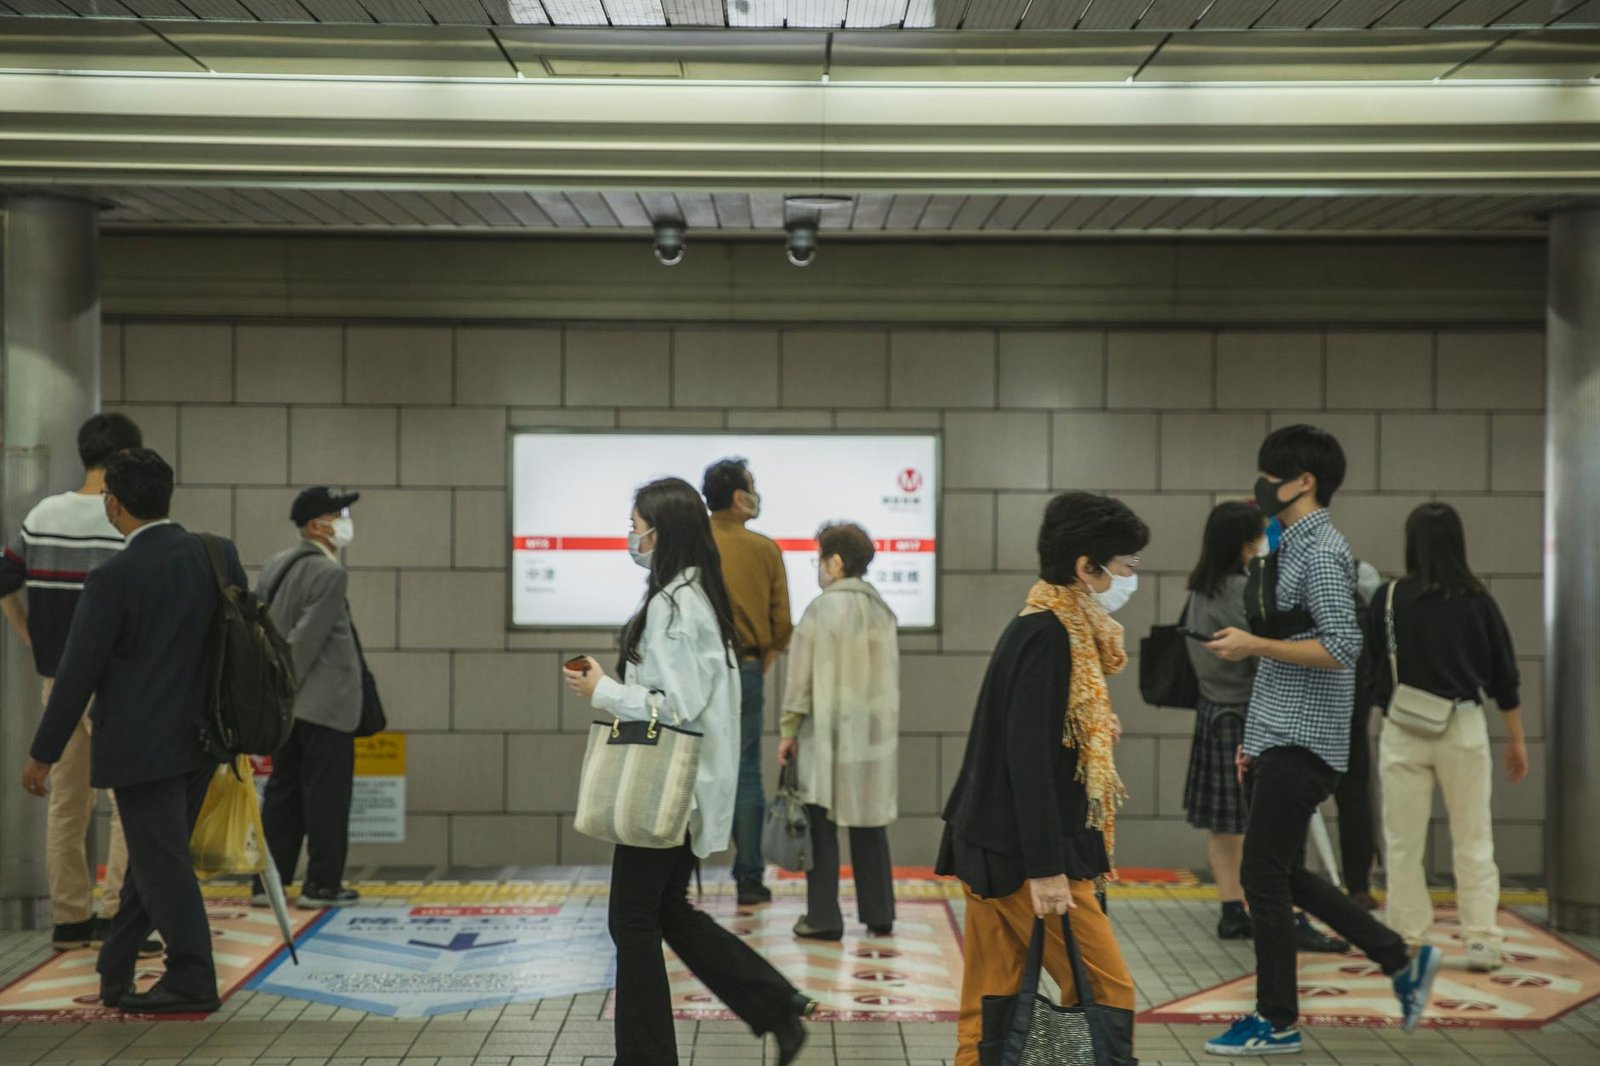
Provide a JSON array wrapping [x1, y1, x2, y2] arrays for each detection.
[[1037, 492, 1150, 586], [817, 522, 875, 579]]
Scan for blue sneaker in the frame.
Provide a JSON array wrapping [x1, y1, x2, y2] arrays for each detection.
[[1392, 944, 1442, 1031], [1204, 1013, 1303, 1056]]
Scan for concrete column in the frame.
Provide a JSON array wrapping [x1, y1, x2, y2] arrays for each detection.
[[0, 195, 100, 930], [1546, 208, 1600, 936]]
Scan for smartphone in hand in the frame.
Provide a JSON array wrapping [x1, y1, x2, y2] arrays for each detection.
[[564, 655, 591, 675], [1179, 628, 1216, 643]]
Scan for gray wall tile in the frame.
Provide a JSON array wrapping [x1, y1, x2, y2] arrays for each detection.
[[346, 568, 397, 650], [401, 407, 507, 487], [236, 325, 343, 405], [725, 409, 833, 429], [995, 491, 1053, 571], [451, 815, 559, 866], [407, 733, 504, 813], [565, 330, 670, 407], [399, 570, 507, 650], [455, 651, 559, 732], [1215, 331, 1322, 409], [363, 651, 451, 732], [1490, 577, 1542, 658], [1440, 495, 1543, 575], [897, 736, 941, 816], [348, 814, 448, 867], [673, 329, 779, 407], [617, 408, 723, 429], [169, 487, 233, 539], [346, 325, 452, 405], [1332, 494, 1429, 575], [1052, 413, 1158, 491], [1110, 493, 1215, 574], [506, 734, 587, 813], [937, 573, 1032, 653], [1491, 413, 1544, 492], [944, 412, 1048, 490], [109, 404, 176, 472], [889, 331, 996, 409], [1380, 414, 1488, 491], [1159, 413, 1267, 492], [899, 653, 992, 731], [231, 487, 300, 568], [454, 490, 507, 569], [290, 406, 398, 487], [509, 407, 617, 428], [1436, 330, 1544, 410], [781, 330, 888, 408], [941, 492, 995, 571], [342, 489, 452, 569], [1113, 817, 1211, 869], [454, 327, 562, 407], [1116, 737, 1159, 817], [834, 409, 942, 430], [1106, 331, 1211, 410], [124, 322, 233, 403], [1269, 411, 1378, 492], [1326, 331, 1432, 410], [997, 331, 1103, 410]]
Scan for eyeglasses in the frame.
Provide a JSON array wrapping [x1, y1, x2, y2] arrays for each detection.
[[1112, 555, 1141, 571]]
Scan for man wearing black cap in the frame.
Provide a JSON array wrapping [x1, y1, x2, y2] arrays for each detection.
[[253, 487, 364, 909]]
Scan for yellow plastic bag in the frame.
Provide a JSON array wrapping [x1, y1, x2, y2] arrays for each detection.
[[190, 756, 269, 879]]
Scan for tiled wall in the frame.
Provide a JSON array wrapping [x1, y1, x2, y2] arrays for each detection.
[[100, 320, 1547, 877]]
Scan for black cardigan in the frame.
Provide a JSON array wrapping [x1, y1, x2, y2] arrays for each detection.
[[935, 611, 1110, 897]]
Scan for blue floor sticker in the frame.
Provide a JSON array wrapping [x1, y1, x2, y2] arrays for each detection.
[[248, 901, 616, 1017]]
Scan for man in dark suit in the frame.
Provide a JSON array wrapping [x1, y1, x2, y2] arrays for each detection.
[[22, 448, 243, 1014]]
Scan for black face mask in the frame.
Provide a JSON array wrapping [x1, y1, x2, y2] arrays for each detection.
[[1254, 476, 1305, 518]]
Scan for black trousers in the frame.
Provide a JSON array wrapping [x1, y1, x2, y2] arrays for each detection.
[[262, 719, 355, 890], [804, 805, 895, 931], [1334, 706, 1376, 894], [610, 840, 798, 1066], [1243, 746, 1409, 1029], [101, 767, 217, 998]]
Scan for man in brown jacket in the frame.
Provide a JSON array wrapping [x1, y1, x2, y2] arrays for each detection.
[[703, 458, 792, 905]]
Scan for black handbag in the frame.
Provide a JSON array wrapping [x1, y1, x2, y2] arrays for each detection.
[[349, 621, 388, 738], [979, 912, 1137, 1066], [1244, 554, 1314, 640], [1139, 598, 1199, 710]]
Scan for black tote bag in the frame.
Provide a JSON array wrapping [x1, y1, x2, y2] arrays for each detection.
[[1139, 598, 1199, 710], [979, 912, 1137, 1066]]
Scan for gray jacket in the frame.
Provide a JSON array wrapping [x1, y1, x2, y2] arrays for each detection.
[[260, 540, 361, 733], [1184, 572, 1256, 706]]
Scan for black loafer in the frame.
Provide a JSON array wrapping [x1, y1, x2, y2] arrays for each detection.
[[1295, 919, 1350, 954], [792, 918, 843, 942], [736, 879, 772, 907], [117, 985, 221, 1014], [772, 993, 817, 1066], [99, 979, 130, 1008], [867, 924, 894, 937]]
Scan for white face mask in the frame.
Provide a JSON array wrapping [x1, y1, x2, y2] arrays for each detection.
[[329, 516, 354, 549], [741, 489, 762, 521], [1092, 571, 1138, 613], [628, 528, 654, 570]]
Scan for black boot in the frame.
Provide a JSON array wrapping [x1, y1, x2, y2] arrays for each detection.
[[771, 993, 816, 1066], [1295, 913, 1350, 954], [1217, 903, 1253, 941]]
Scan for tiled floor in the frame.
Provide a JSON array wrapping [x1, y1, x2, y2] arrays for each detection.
[[1, 881, 1597, 1066]]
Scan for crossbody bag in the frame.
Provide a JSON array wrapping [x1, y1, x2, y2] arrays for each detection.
[[1384, 582, 1455, 738]]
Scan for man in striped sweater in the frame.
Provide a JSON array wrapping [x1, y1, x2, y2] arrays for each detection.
[[0, 413, 158, 956]]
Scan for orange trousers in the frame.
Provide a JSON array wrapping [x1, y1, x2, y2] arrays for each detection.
[[956, 879, 1136, 1066]]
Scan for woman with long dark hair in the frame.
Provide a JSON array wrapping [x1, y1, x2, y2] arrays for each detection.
[[564, 477, 813, 1066], [1182, 500, 1267, 941], [1367, 502, 1528, 973]]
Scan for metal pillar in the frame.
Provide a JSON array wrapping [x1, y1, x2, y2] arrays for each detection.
[[1546, 209, 1600, 936], [0, 195, 100, 931]]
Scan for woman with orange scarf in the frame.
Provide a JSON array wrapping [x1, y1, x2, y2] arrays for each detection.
[[936, 492, 1148, 1066]]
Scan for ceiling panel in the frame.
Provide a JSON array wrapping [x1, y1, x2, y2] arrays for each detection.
[[1138, 29, 1498, 78], [1019, 0, 1091, 29], [845, 0, 908, 26], [0, 18, 197, 69], [542, 0, 608, 22], [360, 0, 435, 21], [486, 0, 552, 23], [1555, 0, 1600, 23], [727, 0, 785, 25], [829, 28, 1156, 78], [3, 0, 82, 12], [1450, 27, 1600, 74], [496, 27, 827, 76], [1314, 0, 1398, 27], [660, 0, 723, 22], [121, 0, 196, 16], [1252, 0, 1341, 28], [1491, 0, 1568, 25], [601, 0, 669, 25], [182, 0, 258, 17], [788, 0, 847, 25], [1375, 0, 1464, 26], [1195, 0, 1280, 28], [1079, 0, 1151, 30], [88, 184, 1588, 234], [56, 0, 139, 15], [1136, 0, 1208, 27], [421, 0, 495, 21], [1432, 0, 1521, 25], [163, 23, 517, 73], [963, 0, 1032, 29], [296, 0, 375, 19], [240, 0, 317, 19]]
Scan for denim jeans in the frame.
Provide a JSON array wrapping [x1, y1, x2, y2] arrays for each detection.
[[732, 660, 767, 883]]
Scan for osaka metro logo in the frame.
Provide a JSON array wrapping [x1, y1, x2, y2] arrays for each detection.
[[898, 468, 924, 493]]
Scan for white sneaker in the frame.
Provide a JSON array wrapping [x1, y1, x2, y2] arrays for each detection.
[[1465, 940, 1502, 972]]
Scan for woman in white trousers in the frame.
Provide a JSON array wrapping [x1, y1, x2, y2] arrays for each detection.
[[1366, 503, 1529, 973]]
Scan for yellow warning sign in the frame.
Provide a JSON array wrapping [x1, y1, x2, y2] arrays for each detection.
[[355, 732, 405, 776]]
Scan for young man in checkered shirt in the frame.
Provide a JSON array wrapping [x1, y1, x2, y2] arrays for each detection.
[[1200, 425, 1441, 1057]]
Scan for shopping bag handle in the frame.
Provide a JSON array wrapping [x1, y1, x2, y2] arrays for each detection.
[[1020, 907, 1098, 1008]]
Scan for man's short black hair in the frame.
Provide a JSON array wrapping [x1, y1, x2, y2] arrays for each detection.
[[1038, 492, 1150, 586], [77, 413, 143, 470], [702, 457, 752, 513], [104, 448, 174, 521], [1258, 424, 1346, 506]]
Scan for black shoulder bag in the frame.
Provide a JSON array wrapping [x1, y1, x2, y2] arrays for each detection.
[[1139, 597, 1199, 710], [1244, 553, 1315, 640]]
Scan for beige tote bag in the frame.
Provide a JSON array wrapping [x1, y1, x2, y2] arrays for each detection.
[[574, 693, 703, 848]]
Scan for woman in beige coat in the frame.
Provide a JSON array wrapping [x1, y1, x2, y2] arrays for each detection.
[[778, 522, 901, 940]]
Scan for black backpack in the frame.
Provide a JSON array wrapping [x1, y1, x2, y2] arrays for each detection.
[[1244, 552, 1316, 640], [196, 534, 298, 759]]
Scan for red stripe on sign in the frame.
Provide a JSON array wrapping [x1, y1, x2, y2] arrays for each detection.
[[514, 536, 935, 553]]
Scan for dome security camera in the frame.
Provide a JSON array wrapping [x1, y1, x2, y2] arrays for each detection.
[[785, 219, 818, 267], [652, 220, 686, 266]]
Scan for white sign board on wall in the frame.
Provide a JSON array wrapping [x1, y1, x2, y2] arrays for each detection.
[[509, 432, 940, 629]]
